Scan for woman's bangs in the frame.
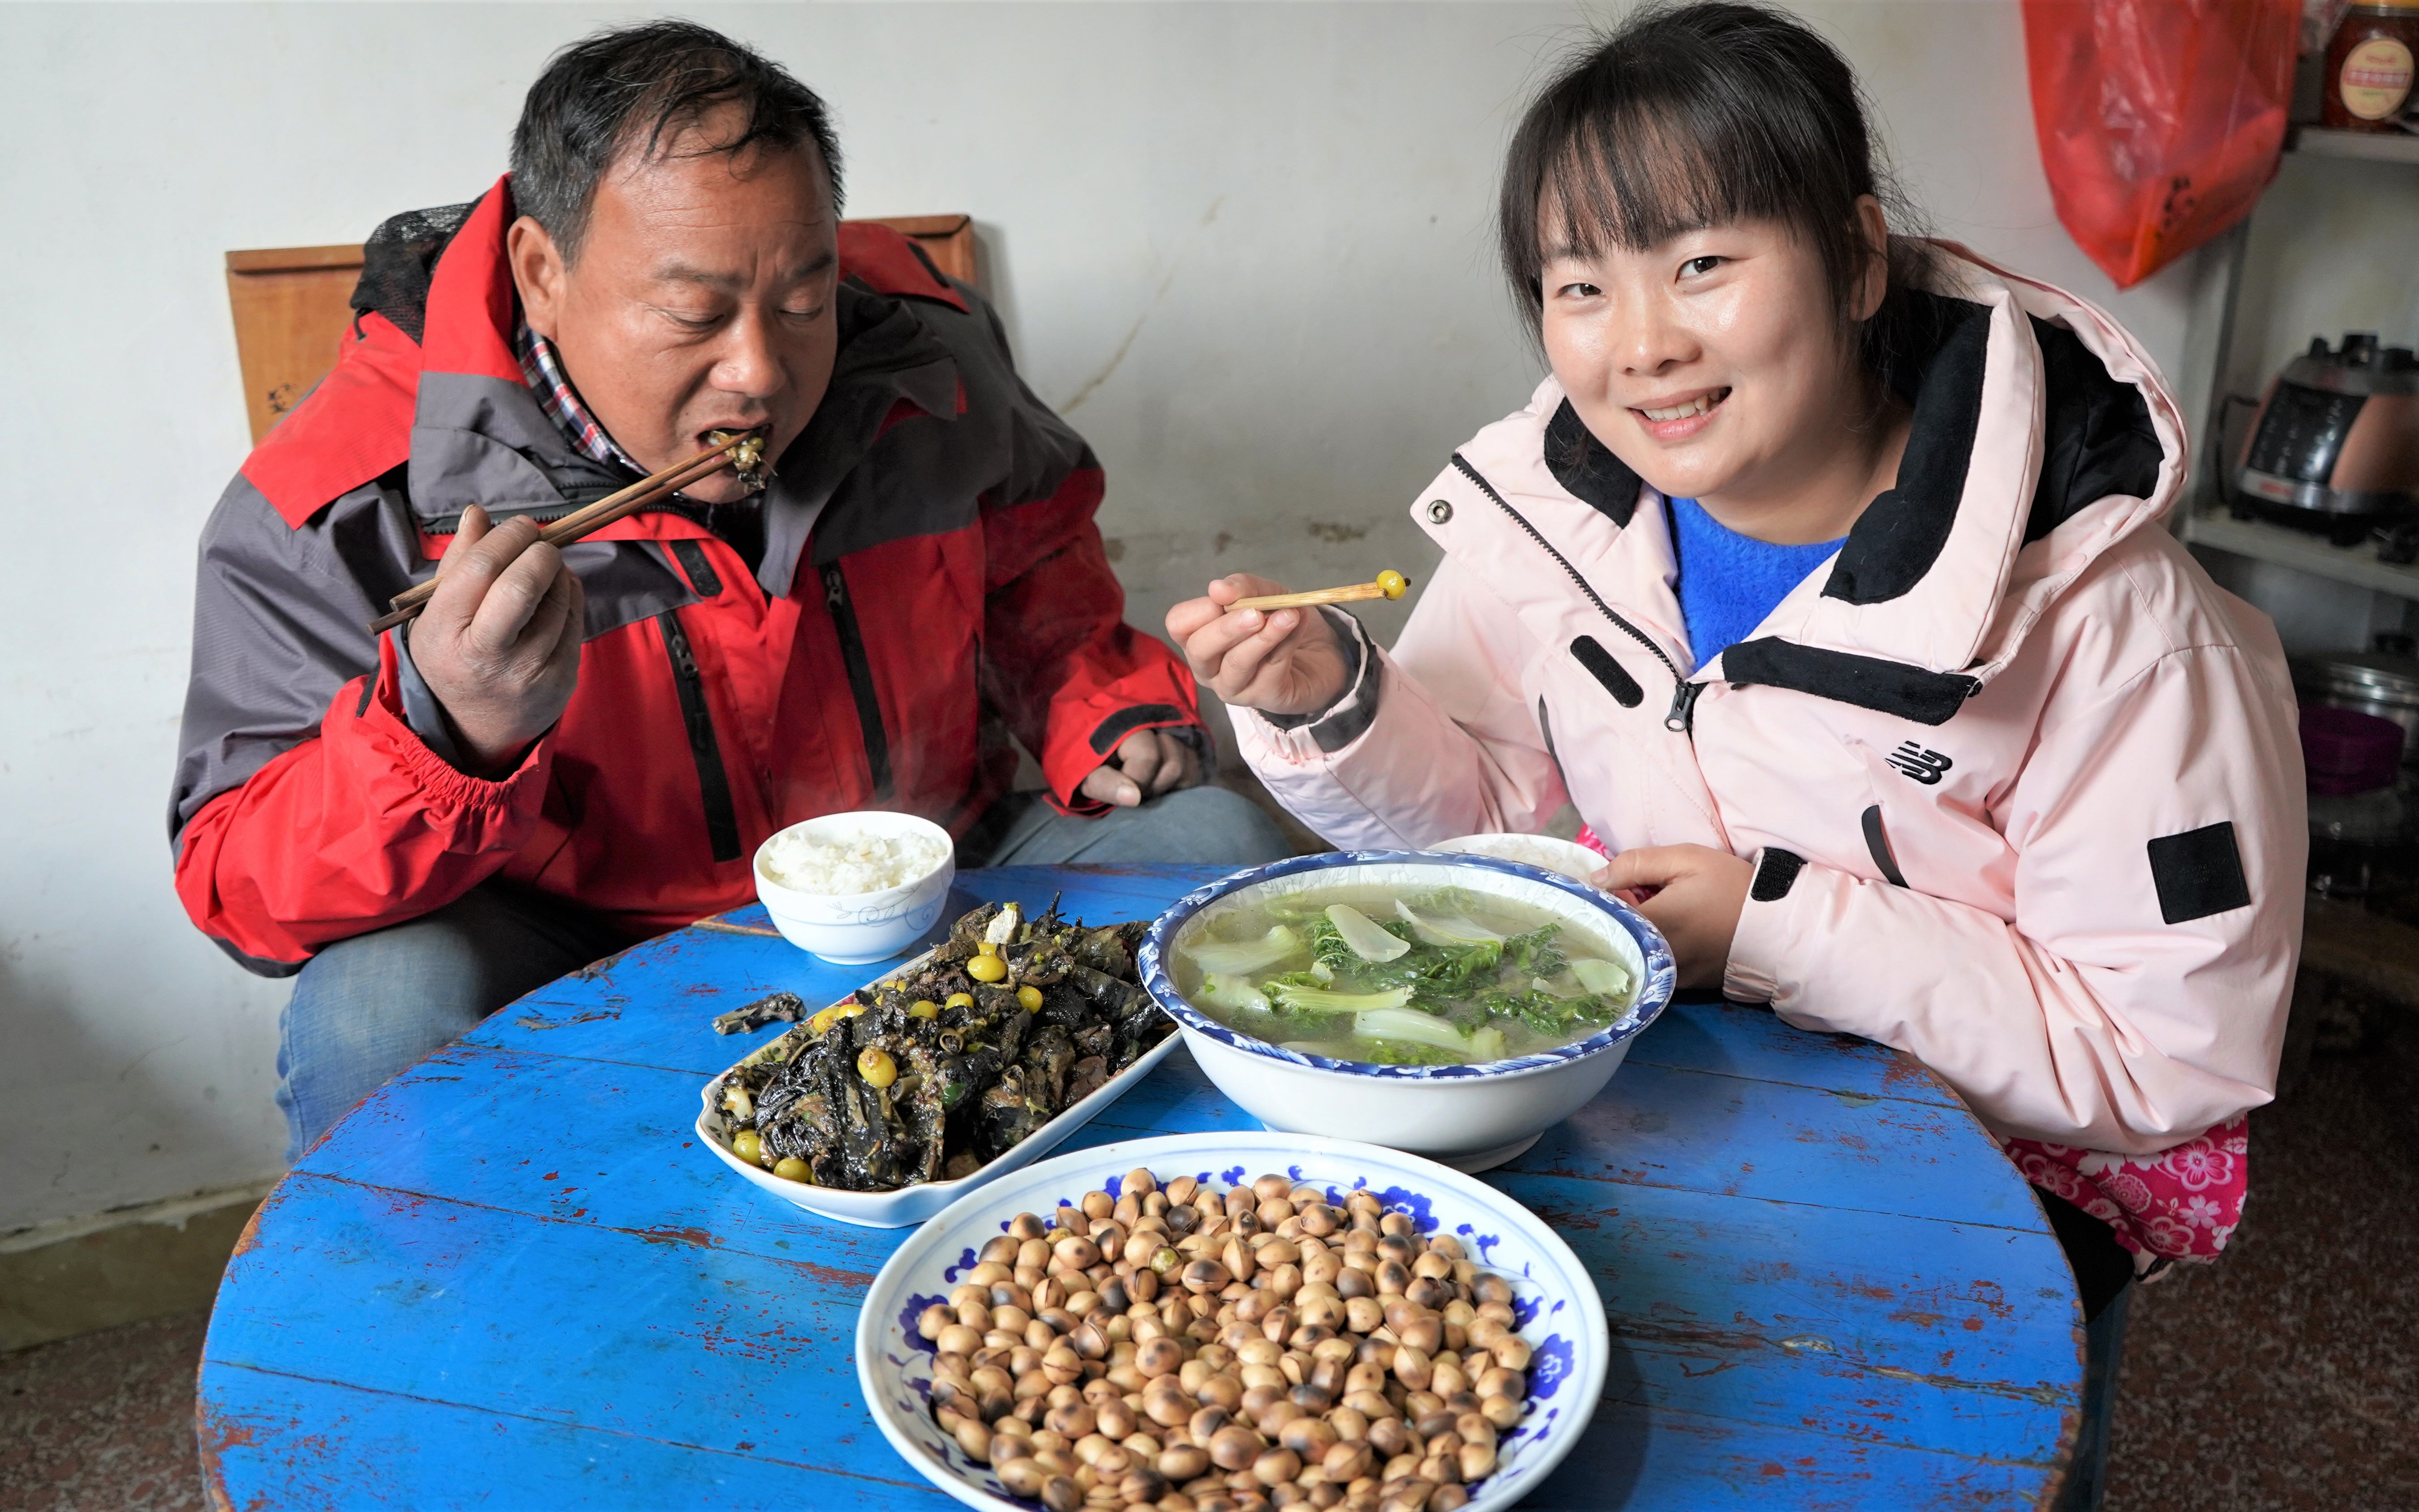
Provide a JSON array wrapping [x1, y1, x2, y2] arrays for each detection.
[[1499, 5, 1929, 368], [1538, 103, 1753, 263]]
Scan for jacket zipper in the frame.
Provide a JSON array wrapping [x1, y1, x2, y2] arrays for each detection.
[[654, 611, 743, 863], [821, 563, 895, 801], [420, 477, 727, 537], [1448, 453, 1701, 734]]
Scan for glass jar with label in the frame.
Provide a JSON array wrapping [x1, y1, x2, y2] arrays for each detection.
[[2324, 0, 2419, 131]]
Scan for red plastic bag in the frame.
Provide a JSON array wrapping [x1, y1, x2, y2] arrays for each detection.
[[2022, 0, 2300, 288]]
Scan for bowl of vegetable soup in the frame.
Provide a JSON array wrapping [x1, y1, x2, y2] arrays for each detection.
[[1137, 851, 1675, 1170]]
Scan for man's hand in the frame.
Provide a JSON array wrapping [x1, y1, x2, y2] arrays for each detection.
[[1594, 844, 1753, 990], [1080, 729, 1203, 809], [1166, 576, 1354, 719], [407, 506, 585, 777]]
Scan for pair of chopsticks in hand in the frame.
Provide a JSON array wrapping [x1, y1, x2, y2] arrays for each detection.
[[368, 452, 1401, 635], [1224, 569, 1410, 613], [366, 430, 767, 635]]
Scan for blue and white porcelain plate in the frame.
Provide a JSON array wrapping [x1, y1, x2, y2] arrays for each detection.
[[856, 1131, 1610, 1512]]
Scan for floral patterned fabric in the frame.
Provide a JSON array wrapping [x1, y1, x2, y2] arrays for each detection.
[[1567, 822, 2248, 1269], [2002, 1122, 2247, 1268]]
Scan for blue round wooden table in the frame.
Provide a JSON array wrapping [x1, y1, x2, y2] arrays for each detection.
[[197, 864, 2082, 1509]]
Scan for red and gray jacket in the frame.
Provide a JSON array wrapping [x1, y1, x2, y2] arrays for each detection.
[[171, 179, 1202, 974]]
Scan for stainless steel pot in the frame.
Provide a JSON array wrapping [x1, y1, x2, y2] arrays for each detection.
[[2293, 649, 2419, 763]]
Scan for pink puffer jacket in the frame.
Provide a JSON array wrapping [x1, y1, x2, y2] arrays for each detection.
[[1237, 246, 2305, 1167]]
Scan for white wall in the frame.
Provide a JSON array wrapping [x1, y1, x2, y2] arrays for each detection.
[[0, 0, 2213, 1233]]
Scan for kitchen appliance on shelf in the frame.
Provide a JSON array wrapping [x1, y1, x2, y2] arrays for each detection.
[[2235, 332, 2419, 544]]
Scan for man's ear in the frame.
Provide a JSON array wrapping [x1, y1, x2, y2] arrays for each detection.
[[507, 215, 567, 339], [1852, 195, 1890, 324]]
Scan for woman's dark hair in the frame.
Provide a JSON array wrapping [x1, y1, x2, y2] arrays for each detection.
[[1498, 2, 1940, 393], [511, 20, 844, 262]]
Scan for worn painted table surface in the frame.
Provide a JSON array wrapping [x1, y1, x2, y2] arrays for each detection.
[[198, 864, 2081, 1510]]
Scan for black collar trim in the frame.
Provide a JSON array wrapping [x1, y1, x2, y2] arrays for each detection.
[[2023, 316, 2161, 543], [1723, 638, 1980, 727], [776, 282, 959, 593], [352, 201, 478, 345], [1543, 399, 1642, 525], [1822, 293, 1990, 606]]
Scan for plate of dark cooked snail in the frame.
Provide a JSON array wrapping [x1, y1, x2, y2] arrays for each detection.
[[699, 898, 1182, 1226]]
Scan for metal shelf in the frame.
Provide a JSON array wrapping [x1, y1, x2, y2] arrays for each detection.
[[2181, 509, 2419, 598], [2285, 125, 2419, 165], [2187, 125, 2418, 604]]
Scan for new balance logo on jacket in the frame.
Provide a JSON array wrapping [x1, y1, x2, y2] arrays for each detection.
[[1886, 742, 1953, 785]]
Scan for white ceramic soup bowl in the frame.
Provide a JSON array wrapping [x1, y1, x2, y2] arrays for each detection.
[[752, 811, 956, 965], [1137, 851, 1676, 1172]]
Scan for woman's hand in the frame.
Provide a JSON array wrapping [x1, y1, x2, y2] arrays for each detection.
[[1165, 576, 1353, 717], [1594, 845, 1752, 989]]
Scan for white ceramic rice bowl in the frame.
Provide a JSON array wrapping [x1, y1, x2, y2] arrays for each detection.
[[1137, 852, 1676, 1171], [1431, 832, 1609, 884], [753, 810, 956, 964], [856, 1131, 1609, 1512]]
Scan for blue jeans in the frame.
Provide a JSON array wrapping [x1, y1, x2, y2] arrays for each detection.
[[2055, 1282, 2132, 1511], [278, 785, 1295, 1155]]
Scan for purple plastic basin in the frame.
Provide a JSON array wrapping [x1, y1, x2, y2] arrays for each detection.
[[2300, 704, 2404, 796]]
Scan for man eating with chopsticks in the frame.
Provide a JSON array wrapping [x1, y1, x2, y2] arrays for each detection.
[[168, 20, 1289, 1155]]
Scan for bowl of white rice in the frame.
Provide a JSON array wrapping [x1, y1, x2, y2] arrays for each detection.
[[1432, 831, 1608, 884], [752, 811, 956, 964]]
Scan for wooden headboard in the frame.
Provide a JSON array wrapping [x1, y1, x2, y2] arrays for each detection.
[[224, 214, 979, 443]]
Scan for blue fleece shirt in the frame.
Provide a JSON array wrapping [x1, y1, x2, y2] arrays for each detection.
[[1667, 496, 1845, 674]]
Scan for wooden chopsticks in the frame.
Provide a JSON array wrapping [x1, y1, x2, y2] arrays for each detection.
[[1226, 571, 1410, 612], [366, 430, 761, 635]]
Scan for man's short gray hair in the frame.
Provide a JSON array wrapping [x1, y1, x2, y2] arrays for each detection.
[[509, 19, 844, 262]]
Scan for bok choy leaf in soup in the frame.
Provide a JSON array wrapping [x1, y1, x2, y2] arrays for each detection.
[[1394, 899, 1504, 947], [1571, 956, 1631, 997], [1181, 925, 1302, 975], [1172, 878, 1636, 1066], [1199, 972, 1272, 1014], [1504, 924, 1568, 980], [1324, 904, 1410, 962], [1355, 1007, 1506, 1063], [1269, 980, 1413, 1014]]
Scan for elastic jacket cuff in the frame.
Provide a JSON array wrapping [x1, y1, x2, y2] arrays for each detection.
[[1258, 607, 1379, 753], [359, 637, 550, 815], [1722, 846, 1812, 1003], [1053, 704, 1209, 816], [392, 624, 470, 769]]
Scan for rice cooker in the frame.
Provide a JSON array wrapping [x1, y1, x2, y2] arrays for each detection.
[[2237, 332, 2419, 545]]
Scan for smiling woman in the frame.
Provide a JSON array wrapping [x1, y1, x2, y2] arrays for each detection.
[[1170, 13, 2307, 1506], [1498, 7, 1942, 550]]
